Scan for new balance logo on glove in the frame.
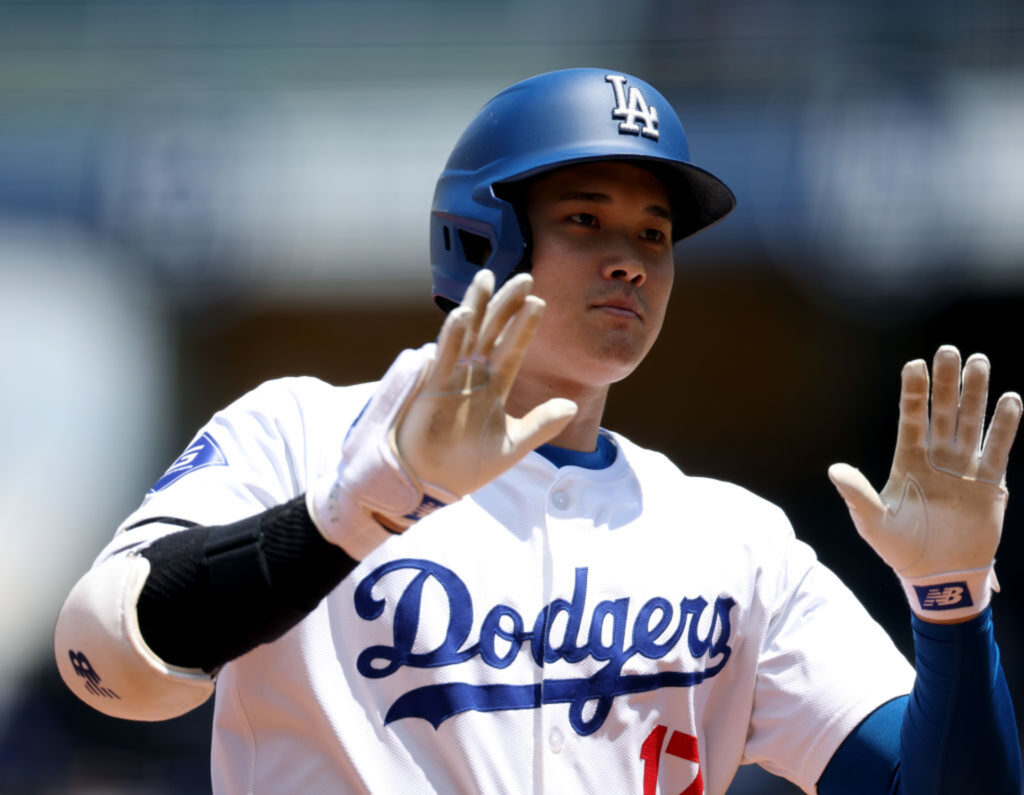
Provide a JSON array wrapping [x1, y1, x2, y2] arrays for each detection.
[[913, 582, 973, 610]]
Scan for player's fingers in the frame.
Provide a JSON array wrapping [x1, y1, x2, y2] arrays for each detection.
[[978, 392, 1022, 485], [928, 345, 960, 459], [489, 295, 546, 393], [955, 353, 991, 458], [431, 306, 472, 384], [893, 360, 930, 466], [460, 269, 495, 350], [828, 463, 888, 533], [476, 273, 534, 357]]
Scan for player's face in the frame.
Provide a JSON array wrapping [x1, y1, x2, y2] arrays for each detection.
[[521, 161, 674, 388]]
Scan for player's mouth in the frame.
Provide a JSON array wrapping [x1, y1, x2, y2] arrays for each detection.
[[591, 297, 644, 320]]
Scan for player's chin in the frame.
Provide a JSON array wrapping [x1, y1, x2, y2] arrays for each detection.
[[589, 335, 652, 382]]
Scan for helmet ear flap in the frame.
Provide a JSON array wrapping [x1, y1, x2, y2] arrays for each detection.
[[456, 230, 492, 268], [434, 294, 460, 314], [429, 187, 528, 310], [491, 180, 534, 287], [431, 227, 500, 314]]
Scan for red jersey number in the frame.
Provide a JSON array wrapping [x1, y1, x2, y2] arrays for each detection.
[[640, 724, 702, 795]]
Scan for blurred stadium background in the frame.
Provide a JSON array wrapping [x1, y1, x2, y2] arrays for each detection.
[[1, 1, 1022, 792]]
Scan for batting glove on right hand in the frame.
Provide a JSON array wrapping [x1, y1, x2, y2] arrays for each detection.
[[308, 269, 577, 559], [829, 346, 1021, 622]]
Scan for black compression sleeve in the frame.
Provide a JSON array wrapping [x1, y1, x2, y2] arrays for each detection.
[[136, 496, 359, 673]]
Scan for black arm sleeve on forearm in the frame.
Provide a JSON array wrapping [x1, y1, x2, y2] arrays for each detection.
[[136, 496, 359, 673]]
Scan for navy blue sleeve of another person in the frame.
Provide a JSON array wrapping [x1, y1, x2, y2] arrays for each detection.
[[817, 608, 1022, 794]]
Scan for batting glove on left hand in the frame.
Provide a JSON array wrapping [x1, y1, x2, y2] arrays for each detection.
[[395, 269, 578, 506], [829, 345, 1021, 622], [308, 269, 577, 560]]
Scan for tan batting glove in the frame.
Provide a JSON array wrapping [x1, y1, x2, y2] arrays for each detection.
[[307, 269, 577, 559], [829, 345, 1022, 622], [395, 268, 578, 509]]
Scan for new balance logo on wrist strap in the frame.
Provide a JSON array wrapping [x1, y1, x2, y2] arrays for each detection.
[[403, 494, 449, 522], [913, 581, 973, 610]]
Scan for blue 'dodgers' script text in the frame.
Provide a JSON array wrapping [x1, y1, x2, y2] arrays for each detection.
[[353, 559, 735, 736]]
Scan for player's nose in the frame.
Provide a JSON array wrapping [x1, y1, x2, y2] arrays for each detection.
[[600, 240, 646, 286]]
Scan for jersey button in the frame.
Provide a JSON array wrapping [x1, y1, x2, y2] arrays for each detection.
[[551, 490, 569, 510], [548, 726, 564, 753]]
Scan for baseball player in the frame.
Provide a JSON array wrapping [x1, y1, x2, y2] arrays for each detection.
[[56, 69, 1022, 794]]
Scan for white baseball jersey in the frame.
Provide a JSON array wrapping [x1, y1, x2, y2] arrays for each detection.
[[102, 374, 915, 795]]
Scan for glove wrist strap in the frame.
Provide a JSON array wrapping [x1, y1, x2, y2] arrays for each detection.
[[306, 474, 396, 560], [900, 564, 998, 622], [305, 473, 456, 560]]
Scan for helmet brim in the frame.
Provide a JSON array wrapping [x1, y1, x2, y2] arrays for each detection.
[[492, 152, 736, 243]]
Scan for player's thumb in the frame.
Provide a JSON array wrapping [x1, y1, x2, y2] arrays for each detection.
[[511, 398, 578, 453], [828, 463, 886, 531]]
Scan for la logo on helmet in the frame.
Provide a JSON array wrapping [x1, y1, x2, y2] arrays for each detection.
[[605, 74, 660, 140]]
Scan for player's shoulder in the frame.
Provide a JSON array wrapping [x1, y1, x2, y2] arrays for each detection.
[[114, 376, 382, 536], [231, 374, 375, 408], [214, 375, 378, 426], [192, 374, 379, 468], [609, 430, 793, 535]]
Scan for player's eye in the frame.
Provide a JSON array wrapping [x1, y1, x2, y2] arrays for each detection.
[[568, 212, 599, 227], [641, 228, 668, 244]]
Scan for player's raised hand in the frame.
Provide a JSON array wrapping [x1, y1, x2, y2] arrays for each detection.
[[395, 269, 577, 506], [828, 346, 1021, 621], [307, 270, 576, 557]]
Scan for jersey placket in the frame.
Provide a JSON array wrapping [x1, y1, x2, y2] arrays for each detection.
[[536, 468, 592, 793]]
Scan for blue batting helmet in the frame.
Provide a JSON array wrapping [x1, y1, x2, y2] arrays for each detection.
[[429, 68, 735, 309]]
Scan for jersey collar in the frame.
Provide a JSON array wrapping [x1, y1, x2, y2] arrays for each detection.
[[534, 431, 617, 470]]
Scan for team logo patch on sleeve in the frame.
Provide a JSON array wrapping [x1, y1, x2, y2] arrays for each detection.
[[149, 432, 228, 493]]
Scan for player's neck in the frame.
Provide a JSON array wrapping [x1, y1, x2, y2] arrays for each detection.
[[507, 376, 609, 452]]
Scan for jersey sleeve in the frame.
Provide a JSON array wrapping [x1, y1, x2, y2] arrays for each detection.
[[55, 376, 371, 720], [743, 535, 916, 792], [103, 377, 373, 558]]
